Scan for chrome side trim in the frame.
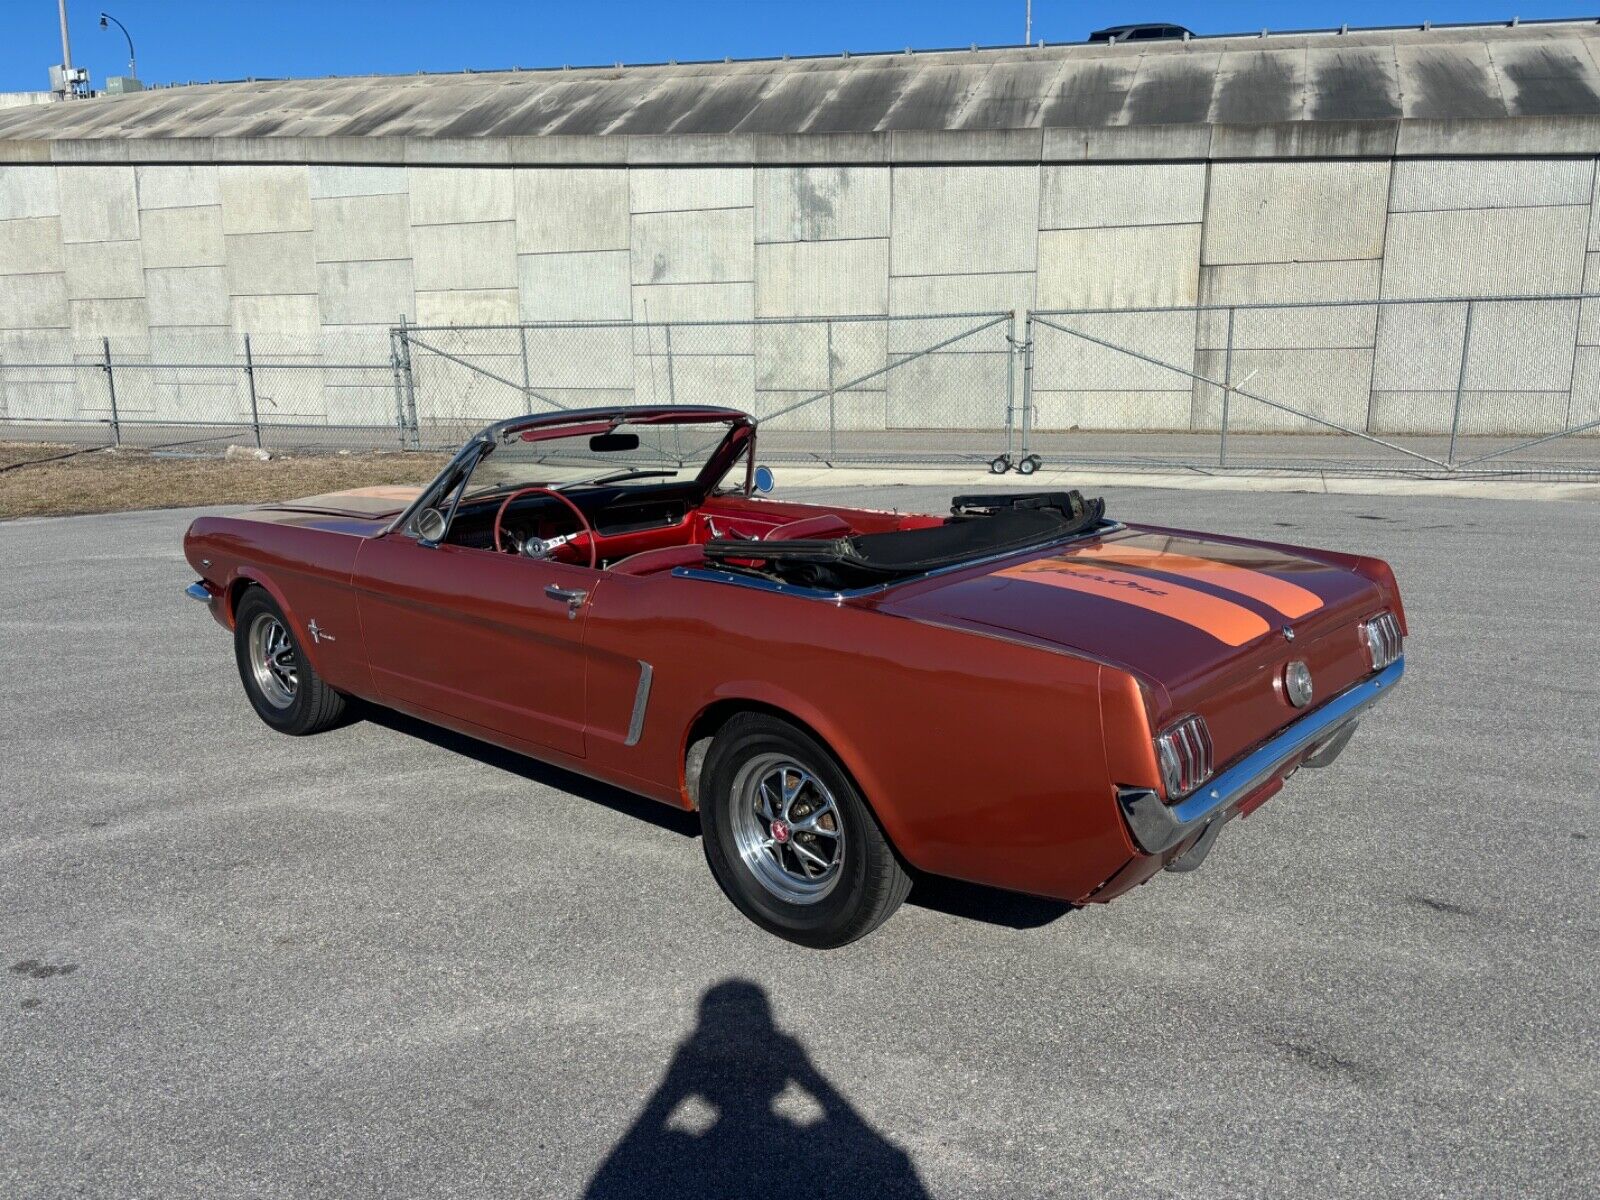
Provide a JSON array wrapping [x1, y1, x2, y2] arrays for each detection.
[[185, 581, 213, 603], [670, 520, 1126, 603], [625, 661, 653, 747], [1118, 657, 1405, 855]]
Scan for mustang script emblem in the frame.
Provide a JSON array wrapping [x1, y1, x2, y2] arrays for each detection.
[[307, 619, 335, 644]]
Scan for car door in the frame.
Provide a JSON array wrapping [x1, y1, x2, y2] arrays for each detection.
[[353, 532, 597, 758]]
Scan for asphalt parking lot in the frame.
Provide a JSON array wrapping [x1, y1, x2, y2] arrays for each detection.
[[3, 483, 1596, 1199]]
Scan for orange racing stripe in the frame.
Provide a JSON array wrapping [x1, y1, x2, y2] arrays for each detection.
[[998, 559, 1271, 646], [1075, 541, 1323, 619]]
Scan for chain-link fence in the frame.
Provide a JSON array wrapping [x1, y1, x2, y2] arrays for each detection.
[[394, 312, 1018, 465], [1023, 295, 1600, 479], [3, 298, 1597, 478]]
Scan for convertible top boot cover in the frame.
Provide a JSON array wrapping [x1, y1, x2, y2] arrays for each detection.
[[703, 492, 1107, 586]]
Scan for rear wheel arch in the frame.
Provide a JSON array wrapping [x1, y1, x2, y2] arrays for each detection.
[[682, 698, 886, 828]]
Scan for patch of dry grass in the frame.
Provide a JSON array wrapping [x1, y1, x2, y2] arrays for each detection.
[[0, 443, 449, 520]]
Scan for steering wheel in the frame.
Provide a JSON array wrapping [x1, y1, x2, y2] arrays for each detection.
[[492, 486, 597, 569]]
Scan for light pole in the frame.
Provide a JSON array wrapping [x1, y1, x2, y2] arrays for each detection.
[[99, 11, 136, 79]]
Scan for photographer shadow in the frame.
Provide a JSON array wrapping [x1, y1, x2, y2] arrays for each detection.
[[585, 979, 929, 1200]]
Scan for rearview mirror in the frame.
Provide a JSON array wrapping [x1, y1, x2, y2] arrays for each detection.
[[590, 432, 640, 453], [753, 465, 774, 495]]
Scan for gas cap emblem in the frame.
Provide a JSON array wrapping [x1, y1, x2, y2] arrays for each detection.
[[1283, 660, 1314, 708]]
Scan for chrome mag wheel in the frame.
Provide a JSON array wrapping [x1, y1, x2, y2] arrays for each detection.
[[247, 612, 298, 710], [730, 754, 845, 904]]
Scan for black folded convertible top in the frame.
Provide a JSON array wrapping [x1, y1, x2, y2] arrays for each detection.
[[703, 490, 1106, 587]]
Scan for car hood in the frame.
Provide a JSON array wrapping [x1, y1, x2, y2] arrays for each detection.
[[253, 485, 424, 520]]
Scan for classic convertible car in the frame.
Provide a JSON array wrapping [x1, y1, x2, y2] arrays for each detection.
[[183, 406, 1406, 946]]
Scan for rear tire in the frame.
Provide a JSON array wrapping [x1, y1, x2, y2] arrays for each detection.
[[699, 714, 911, 948], [233, 588, 348, 735]]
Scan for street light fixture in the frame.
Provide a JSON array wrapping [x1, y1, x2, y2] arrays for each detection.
[[99, 11, 136, 80]]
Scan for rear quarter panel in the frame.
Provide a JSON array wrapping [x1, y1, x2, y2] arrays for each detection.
[[586, 573, 1135, 903]]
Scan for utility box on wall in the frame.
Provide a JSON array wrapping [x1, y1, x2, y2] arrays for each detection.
[[104, 77, 144, 95]]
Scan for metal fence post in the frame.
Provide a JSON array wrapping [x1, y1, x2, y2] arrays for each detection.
[[396, 315, 420, 449], [1220, 306, 1235, 467], [519, 323, 533, 415], [1448, 300, 1475, 467], [1003, 311, 1017, 463], [826, 319, 837, 462], [242, 333, 262, 449], [101, 336, 121, 447], [1018, 313, 1034, 463], [388, 326, 408, 448]]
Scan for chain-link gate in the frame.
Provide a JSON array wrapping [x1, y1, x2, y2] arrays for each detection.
[[391, 312, 1018, 467], [1022, 295, 1600, 479]]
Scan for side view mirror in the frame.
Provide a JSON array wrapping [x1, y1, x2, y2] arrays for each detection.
[[752, 465, 775, 496], [414, 507, 447, 543]]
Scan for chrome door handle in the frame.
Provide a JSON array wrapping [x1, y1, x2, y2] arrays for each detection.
[[544, 584, 589, 618]]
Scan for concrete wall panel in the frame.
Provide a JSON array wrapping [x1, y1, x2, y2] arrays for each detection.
[[219, 165, 311, 234], [136, 165, 220, 209], [755, 167, 890, 243], [414, 289, 520, 327], [1032, 310, 1197, 391], [630, 167, 752, 213], [0, 216, 63, 274], [0, 272, 66, 329], [1380, 205, 1589, 297], [1389, 158, 1594, 213], [0, 166, 61, 220], [754, 321, 887, 393], [889, 166, 1039, 277], [228, 294, 322, 343], [70, 297, 149, 344], [629, 281, 754, 326], [515, 168, 630, 253], [888, 271, 1033, 317], [312, 193, 412, 263], [318, 259, 415, 325], [1203, 160, 1390, 265], [1191, 347, 1374, 431], [411, 221, 516, 291], [1030, 390, 1193, 431], [518, 249, 632, 321], [140, 205, 225, 269], [1461, 299, 1580, 391], [1372, 302, 1469, 391], [630, 207, 753, 285], [63, 239, 144, 300], [58, 166, 138, 243], [756, 239, 888, 317], [885, 351, 1012, 429], [308, 165, 408, 199], [225, 231, 318, 297], [145, 267, 228, 327], [1036, 224, 1201, 309], [1039, 162, 1206, 229], [408, 167, 512, 225]]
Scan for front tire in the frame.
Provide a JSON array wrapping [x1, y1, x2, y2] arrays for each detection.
[[233, 588, 348, 735], [699, 714, 911, 948]]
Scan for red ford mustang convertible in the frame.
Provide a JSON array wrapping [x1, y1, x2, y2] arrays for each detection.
[[183, 406, 1406, 946]]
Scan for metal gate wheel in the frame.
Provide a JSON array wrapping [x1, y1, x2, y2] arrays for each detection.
[[989, 455, 1012, 475], [1017, 455, 1042, 476]]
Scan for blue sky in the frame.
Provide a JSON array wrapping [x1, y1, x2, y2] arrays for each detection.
[[1, 1, 1582, 93]]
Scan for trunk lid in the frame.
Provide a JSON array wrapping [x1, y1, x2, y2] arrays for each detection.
[[874, 525, 1386, 766]]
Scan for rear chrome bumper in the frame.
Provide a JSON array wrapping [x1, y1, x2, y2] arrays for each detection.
[[1117, 657, 1405, 856], [185, 581, 215, 603]]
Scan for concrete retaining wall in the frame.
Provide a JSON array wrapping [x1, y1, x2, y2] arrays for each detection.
[[3, 156, 1599, 434]]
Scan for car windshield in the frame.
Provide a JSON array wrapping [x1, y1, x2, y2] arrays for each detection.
[[462, 417, 738, 499]]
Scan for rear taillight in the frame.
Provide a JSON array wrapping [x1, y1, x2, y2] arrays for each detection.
[[1360, 610, 1403, 671], [1155, 715, 1213, 801]]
